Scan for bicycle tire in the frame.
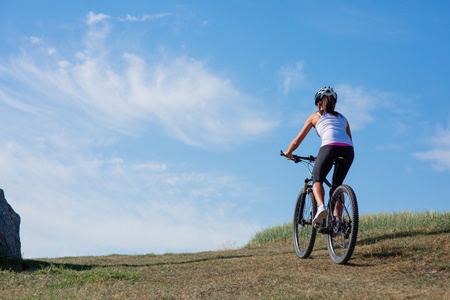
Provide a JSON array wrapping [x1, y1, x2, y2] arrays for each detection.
[[326, 184, 358, 264], [293, 189, 317, 258]]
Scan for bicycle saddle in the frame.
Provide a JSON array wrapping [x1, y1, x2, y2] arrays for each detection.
[[333, 157, 347, 164]]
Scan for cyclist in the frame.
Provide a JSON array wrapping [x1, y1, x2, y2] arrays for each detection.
[[284, 86, 354, 228]]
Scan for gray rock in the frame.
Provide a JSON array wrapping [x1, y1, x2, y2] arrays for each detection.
[[0, 189, 21, 259]]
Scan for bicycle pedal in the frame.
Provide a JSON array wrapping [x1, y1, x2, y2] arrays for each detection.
[[318, 227, 328, 234], [332, 230, 343, 237]]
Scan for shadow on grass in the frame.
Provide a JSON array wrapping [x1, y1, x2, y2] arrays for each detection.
[[94, 253, 256, 270], [355, 229, 449, 260], [1, 253, 254, 273], [0, 259, 95, 272], [121, 253, 255, 268]]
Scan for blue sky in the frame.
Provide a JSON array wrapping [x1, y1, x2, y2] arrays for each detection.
[[0, 1, 449, 258]]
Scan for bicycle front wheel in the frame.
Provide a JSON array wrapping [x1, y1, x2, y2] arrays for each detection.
[[326, 184, 359, 264], [293, 189, 317, 258]]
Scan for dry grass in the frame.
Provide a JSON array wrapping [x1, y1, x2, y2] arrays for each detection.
[[1, 212, 449, 299]]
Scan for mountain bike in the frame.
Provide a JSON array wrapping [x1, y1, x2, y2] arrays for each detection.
[[280, 151, 359, 264]]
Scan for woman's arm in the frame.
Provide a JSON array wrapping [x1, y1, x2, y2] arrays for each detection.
[[284, 114, 316, 159]]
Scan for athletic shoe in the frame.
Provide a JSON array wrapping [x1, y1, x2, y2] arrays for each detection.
[[312, 205, 328, 228]]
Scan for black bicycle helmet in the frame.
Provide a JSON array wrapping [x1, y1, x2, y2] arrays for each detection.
[[314, 86, 337, 105]]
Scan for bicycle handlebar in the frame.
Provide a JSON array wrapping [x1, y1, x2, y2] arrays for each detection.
[[280, 150, 315, 163]]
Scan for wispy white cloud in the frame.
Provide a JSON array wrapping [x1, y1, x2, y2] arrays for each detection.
[[119, 13, 172, 22], [6, 14, 276, 147], [335, 84, 395, 131], [0, 11, 273, 258], [86, 11, 111, 25], [29, 36, 43, 45], [414, 124, 450, 171], [278, 61, 305, 95], [0, 140, 260, 257], [25, 36, 56, 56], [46, 47, 56, 55]]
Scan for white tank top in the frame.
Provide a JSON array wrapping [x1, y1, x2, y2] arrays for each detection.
[[315, 113, 353, 147]]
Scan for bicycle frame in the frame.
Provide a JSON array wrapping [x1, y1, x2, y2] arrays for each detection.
[[281, 150, 358, 264], [281, 151, 344, 234]]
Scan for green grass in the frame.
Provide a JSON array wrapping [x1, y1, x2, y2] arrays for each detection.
[[248, 210, 450, 246], [0, 211, 448, 299], [359, 210, 449, 234], [33, 265, 143, 286]]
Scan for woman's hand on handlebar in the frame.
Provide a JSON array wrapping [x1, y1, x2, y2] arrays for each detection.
[[283, 151, 294, 160]]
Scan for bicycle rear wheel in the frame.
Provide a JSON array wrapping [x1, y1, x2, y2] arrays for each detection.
[[293, 189, 317, 258], [326, 184, 358, 264]]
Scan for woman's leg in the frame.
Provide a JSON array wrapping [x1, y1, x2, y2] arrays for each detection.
[[332, 146, 354, 221], [312, 182, 325, 207], [312, 182, 328, 227], [312, 145, 334, 208]]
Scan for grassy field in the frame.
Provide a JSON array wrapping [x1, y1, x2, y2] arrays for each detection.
[[1, 211, 449, 299]]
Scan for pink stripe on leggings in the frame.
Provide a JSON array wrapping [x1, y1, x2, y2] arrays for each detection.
[[327, 143, 352, 146]]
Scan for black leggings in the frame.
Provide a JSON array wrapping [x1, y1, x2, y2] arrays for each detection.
[[313, 145, 354, 186]]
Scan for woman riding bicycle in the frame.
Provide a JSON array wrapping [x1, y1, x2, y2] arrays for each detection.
[[284, 86, 354, 228]]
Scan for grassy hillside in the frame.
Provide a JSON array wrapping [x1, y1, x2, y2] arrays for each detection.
[[1, 211, 449, 299], [249, 211, 449, 246]]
